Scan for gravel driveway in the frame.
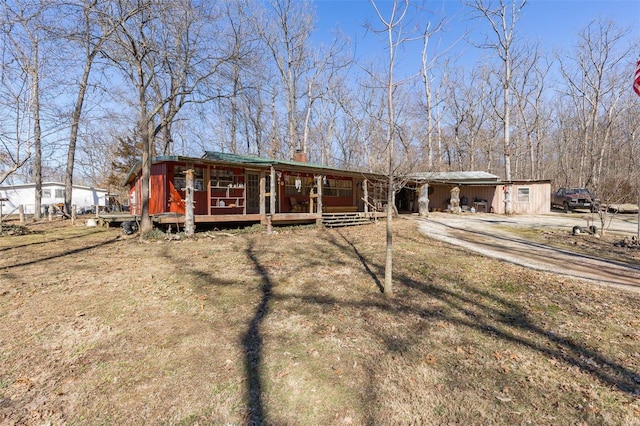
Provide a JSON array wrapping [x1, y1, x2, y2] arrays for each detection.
[[413, 212, 640, 293]]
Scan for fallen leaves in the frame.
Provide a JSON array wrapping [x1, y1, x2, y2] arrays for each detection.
[[424, 355, 437, 365], [14, 377, 32, 391], [495, 394, 512, 403]]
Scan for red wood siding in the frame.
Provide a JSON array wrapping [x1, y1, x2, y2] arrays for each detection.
[[150, 163, 167, 214]]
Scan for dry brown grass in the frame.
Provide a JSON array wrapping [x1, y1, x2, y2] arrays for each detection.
[[495, 223, 640, 265], [0, 217, 639, 425]]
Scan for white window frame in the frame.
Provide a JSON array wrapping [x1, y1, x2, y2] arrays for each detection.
[[517, 187, 530, 203]]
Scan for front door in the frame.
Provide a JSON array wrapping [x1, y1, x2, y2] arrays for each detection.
[[246, 172, 260, 214]]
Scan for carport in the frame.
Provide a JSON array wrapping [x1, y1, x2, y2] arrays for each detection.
[[402, 172, 551, 215]]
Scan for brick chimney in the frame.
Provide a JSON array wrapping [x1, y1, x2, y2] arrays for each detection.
[[293, 149, 307, 163]]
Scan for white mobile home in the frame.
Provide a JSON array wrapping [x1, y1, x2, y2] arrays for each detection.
[[0, 182, 108, 215]]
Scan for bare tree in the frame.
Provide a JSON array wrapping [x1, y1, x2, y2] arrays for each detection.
[[466, 0, 527, 214], [557, 18, 632, 191], [58, 0, 128, 216], [443, 64, 496, 171], [369, 0, 416, 297], [0, 56, 32, 184], [339, 73, 388, 172], [102, 0, 227, 233], [511, 43, 551, 180], [250, 0, 315, 158], [419, 11, 453, 170], [1, 0, 48, 218]]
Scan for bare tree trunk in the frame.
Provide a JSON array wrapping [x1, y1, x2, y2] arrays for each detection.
[[371, 0, 411, 297], [33, 82, 42, 220], [139, 96, 152, 233], [64, 1, 111, 216], [32, 39, 42, 220], [422, 28, 433, 168], [467, 0, 527, 214], [65, 56, 93, 217]]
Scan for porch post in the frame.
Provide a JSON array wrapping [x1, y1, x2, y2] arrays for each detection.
[[270, 167, 276, 216], [205, 165, 211, 214], [315, 175, 323, 226], [418, 183, 429, 217], [259, 171, 266, 216], [184, 169, 195, 236], [363, 179, 369, 214]]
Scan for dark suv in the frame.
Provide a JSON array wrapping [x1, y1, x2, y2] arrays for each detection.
[[552, 188, 600, 213]]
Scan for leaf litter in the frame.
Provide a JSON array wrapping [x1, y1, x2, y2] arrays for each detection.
[[0, 217, 638, 425]]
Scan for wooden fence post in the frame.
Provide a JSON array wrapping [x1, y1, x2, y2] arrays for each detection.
[[19, 205, 25, 223]]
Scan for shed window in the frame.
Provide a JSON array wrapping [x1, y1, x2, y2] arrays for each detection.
[[517, 187, 530, 203], [55, 189, 64, 198], [43, 189, 52, 199]]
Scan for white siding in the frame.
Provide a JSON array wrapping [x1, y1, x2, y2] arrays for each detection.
[[0, 183, 108, 215]]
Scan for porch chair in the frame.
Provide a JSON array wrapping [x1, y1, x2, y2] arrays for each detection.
[[290, 197, 305, 213]]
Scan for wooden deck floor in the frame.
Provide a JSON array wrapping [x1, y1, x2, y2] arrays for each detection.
[[98, 211, 387, 227]]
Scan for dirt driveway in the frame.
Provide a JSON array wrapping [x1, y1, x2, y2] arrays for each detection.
[[413, 212, 640, 293]]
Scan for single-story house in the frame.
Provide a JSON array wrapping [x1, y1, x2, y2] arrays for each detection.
[[400, 171, 551, 215], [122, 151, 551, 226], [124, 151, 388, 226], [0, 182, 109, 215]]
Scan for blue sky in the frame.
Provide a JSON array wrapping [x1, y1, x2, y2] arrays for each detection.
[[313, 0, 640, 76]]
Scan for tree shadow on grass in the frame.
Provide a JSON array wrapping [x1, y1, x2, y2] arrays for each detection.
[[156, 226, 639, 424], [242, 240, 272, 424], [157, 242, 270, 424], [308, 229, 640, 397], [0, 237, 120, 270], [0, 228, 110, 253], [417, 280, 640, 395], [332, 229, 384, 293], [386, 232, 640, 396]]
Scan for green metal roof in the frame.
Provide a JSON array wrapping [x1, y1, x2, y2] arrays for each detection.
[[407, 171, 500, 182], [203, 151, 346, 171], [123, 151, 383, 186], [202, 151, 274, 165], [202, 151, 382, 177]]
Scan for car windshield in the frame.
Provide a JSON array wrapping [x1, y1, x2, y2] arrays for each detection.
[[567, 188, 590, 195]]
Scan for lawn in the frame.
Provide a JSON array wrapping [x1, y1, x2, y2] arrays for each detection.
[[0, 218, 639, 425]]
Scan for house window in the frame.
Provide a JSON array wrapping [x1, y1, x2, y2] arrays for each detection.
[[175, 165, 205, 191], [517, 187, 530, 203], [285, 175, 313, 195], [322, 178, 352, 197], [55, 189, 64, 198], [43, 189, 52, 199]]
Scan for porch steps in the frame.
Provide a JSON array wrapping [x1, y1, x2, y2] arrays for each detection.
[[322, 212, 373, 228]]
